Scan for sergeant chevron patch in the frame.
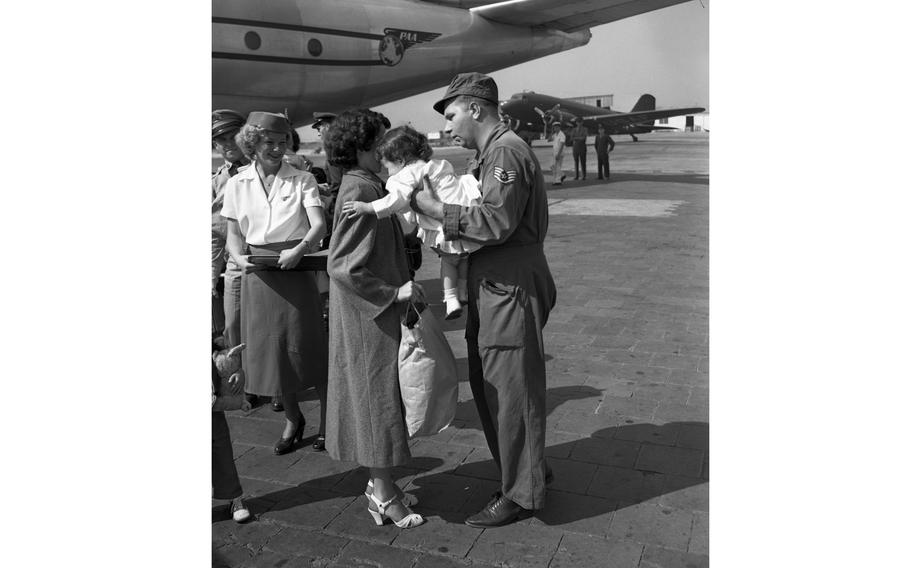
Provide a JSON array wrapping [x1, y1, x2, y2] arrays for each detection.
[[492, 166, 517, 184]]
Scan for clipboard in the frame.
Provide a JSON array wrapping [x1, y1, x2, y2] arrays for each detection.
[[247, 255, 280, 267], [246, 250, 328, 271]]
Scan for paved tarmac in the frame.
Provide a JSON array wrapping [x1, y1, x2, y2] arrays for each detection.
[[213, 132, 709, 567]]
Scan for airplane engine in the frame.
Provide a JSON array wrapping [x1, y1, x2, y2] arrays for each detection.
[[533, 104, 565, 138]]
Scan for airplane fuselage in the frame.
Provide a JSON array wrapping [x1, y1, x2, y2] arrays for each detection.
[[213, 0, 591, 126]]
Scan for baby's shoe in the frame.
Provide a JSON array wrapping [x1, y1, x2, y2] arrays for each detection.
[[445, 297, 463, 320]]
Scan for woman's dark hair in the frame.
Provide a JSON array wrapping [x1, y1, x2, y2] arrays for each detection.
[[323, 108, 390, 170], [309, 166, 327, 184], [376, 125, 433, 166], [290, 129, 301, 152]]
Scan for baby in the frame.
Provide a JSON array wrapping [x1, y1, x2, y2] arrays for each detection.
[[341, 126, 482, 319]]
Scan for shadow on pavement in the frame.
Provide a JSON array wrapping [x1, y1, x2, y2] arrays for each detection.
[[410, 420, 708, 526], [218, 376, 706, 532]]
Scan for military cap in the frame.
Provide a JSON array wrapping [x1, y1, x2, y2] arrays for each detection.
[[433, 72, 499, 114], [573, 116, 583, 124], [246, 111, 292, 135], [212, 109, 246, 139], [312, 111, 337, 129], [552, 121, 562, 127]]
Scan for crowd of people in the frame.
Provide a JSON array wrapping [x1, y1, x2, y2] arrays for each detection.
[[211, 72, 557, 530]]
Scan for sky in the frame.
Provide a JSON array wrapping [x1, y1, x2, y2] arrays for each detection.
[[299, 1, 708, 141]]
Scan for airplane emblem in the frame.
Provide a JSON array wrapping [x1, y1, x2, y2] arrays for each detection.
[[379, 28, 442, 66]]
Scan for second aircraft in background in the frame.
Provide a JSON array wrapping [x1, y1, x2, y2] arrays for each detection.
[[500, 91, 705, 142]]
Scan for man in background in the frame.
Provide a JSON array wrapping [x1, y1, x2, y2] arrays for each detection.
[[211, 109, 249, 345], [594, 123, 615, 180], [568, 117, 588, 180]]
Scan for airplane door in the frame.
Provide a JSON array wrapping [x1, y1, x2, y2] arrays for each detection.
[[686, 115, 695, 132]]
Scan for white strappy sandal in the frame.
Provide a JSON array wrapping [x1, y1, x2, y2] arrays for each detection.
[[365, 479, 418, 507], [366, 492, 425, 528]]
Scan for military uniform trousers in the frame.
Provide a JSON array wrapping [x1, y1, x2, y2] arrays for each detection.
[[464, 243, 556, 510], [596, 151, 610, 179], [223, 264, 242, 347], [572, 142, 587, 178]]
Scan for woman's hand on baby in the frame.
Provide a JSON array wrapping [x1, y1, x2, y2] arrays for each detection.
[[396, 281, 425, 304], [341, 200, 370, 219]]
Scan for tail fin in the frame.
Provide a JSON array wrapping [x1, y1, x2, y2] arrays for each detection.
[[631, 94, 655, 113]]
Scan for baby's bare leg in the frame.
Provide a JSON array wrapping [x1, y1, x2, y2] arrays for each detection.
[[439, 253, 463, 318]]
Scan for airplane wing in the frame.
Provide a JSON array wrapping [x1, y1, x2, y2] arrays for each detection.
[[585, 107, 705, 127], [471, 0, 694, 33]]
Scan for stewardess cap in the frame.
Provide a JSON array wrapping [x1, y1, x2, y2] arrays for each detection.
[[212, 109, 246, 139], [246, 111, 292, 135], [433, 72, 499, 115]]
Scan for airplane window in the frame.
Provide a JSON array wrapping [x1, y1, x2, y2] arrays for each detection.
[[308, 39, 323, 57], [244, 31, 261, 50]]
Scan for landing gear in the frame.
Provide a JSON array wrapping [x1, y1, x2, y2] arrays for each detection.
[[631, 134, 639, 142]]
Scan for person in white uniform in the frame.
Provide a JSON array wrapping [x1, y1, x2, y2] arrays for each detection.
[[550, 121, 566, 185], [341, 125, 482, 319]]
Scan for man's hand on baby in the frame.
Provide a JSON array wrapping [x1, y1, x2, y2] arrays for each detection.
[[341, 201, 371, 219]]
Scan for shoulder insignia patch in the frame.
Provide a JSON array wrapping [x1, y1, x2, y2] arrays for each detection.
[[492, 166, 517, 184]]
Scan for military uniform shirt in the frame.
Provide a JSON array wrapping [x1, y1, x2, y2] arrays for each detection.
[[442, 123, 548, 247]]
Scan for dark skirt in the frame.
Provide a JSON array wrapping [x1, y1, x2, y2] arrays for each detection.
[[240, 243, 328, 397]]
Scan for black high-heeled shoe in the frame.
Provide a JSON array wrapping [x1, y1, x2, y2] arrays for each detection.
[[274, 417, 305, 455], [313, 434, 326, 451]]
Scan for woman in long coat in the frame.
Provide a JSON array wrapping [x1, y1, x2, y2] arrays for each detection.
[[324, 108, 426, 529]]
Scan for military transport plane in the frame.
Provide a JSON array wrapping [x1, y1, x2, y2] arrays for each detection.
[[213, 0, 694, 127], [500, 91, 705, 142]]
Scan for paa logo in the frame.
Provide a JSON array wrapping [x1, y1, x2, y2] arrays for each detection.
[[379, 28, 441, 66]]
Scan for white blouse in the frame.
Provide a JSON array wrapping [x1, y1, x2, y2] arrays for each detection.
[[221, 161, 323, 246]]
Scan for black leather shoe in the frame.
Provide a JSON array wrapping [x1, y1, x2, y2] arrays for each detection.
[[313, 434, 326, 451], [274, 418, 305, 455], [271, 399, 284, 412], [465, 495, 531, 528]]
